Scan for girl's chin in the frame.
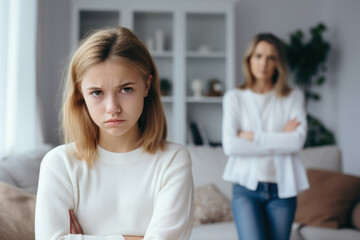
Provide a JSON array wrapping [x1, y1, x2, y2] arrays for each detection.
[[101, 129, 128, 138]]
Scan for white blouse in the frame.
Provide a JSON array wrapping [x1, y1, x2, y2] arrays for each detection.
[[222, 88, 309, 198], [252, 91, 277, 183]]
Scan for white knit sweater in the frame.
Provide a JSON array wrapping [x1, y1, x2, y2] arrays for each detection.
[[35, 142, 194, 240], [222, 88, 309, 198]]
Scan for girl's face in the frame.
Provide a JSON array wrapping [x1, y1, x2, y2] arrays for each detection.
[[250, 41, 277, 83], [81, 60, 151, 147]]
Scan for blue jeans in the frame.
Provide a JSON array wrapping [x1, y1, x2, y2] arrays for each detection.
[[232, 183, 297, 240]]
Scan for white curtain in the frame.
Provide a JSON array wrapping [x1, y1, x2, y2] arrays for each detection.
[[0, 0, 39, 157]]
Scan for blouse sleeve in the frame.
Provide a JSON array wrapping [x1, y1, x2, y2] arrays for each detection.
[[35, 150, 126, 240], [144, 148, 194, 240], [222, 90, 272, 157], [253, 89, 307, 154]]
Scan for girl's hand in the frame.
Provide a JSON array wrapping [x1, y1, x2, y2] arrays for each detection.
[[124, 236, 143, 240], [69, 209, 83, 234], [69, 210, 143, 239], [238, 131, 254, 141], [282, 118, 300, 132]]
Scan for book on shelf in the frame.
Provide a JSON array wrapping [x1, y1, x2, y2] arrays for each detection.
[[188, 121, 209, 146]]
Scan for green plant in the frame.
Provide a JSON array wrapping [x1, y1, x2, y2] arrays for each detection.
[[305, 114, 336, 148], [160, 78, 172, 96], [283, 23, 335, 147], [284, 23, 331, 102]]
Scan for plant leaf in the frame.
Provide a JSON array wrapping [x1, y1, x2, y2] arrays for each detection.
[[317, 76, 325, 85], [311, 92, 321, 101]]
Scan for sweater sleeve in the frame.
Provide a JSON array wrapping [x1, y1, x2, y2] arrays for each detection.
[[253, 89, 307, 154], [222, 90, 271, 157], [35, 150, 126, 240], [144, 148, 194, 240]]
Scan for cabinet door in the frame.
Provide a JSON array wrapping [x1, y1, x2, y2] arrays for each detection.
[[186, 12, 226, 145], [133, 11, 176, 142], [72, 2, 235, 145], [78, 10, 120, 42]]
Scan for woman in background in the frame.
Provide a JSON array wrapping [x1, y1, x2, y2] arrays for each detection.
[[35, 27, 194, 240], [222, 33, 309, 240]]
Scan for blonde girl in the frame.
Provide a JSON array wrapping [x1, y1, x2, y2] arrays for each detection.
[[35, 27, 194, 240]]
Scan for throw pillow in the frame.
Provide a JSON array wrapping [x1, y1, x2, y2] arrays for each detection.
[[193, 183, 232, 226], [0, 181, 36, 231], [0, 212, 35, 240], [0, 144, 52, 193], [351, 201, 360, 230], [295, 169, 360, 229]]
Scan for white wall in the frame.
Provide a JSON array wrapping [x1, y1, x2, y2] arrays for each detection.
[[321, 0, 360, 176], [38, 0, 360, 175], [37, 0, 71, 145]]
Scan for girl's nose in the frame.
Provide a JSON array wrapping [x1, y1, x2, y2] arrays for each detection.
[[261, 58, 267, 67], [106, 95, 121, 114]]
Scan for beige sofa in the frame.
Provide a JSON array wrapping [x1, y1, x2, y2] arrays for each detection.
[[188, 145, 360, 240], [1, 145, 359, 240]]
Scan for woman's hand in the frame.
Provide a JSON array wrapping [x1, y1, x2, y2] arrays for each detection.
[[282, 118, 300, 132], [238, 131, 254, 141], [69, 209, 83, 235], [237, 118, 300, 141]]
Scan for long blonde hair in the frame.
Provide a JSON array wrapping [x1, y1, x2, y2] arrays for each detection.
[[240, 33, 291, 97], [61, 27, 167, 167]]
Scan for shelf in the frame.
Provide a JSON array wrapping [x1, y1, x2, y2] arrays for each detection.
[[134, 12, 173, 52], [186, 13, 226, 52], [186, 51, 225, 58], [72, 1, 235, 145], [151, 51, 173, 58], [161, 96, 173, 103], [186, 96, 223, 103], [79, 10, 119, 41]]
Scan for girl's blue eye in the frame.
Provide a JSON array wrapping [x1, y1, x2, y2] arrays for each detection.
[[91, 90, 103, 97], [121, 87, 133, 93]]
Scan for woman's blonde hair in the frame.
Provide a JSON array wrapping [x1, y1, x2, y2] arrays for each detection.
[[61, 27, 167, 167], [240, 33, 291, 97]]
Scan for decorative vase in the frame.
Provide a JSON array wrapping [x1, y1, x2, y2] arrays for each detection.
[[191, 78, 203, 97], [155, 29, 165, 52], [146, 37, 155, 52]]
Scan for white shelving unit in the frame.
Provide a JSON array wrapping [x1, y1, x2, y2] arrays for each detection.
[[71, 0, 236, 145]]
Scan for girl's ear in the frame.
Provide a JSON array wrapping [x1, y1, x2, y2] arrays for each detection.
[[144, 75, 153, 97]]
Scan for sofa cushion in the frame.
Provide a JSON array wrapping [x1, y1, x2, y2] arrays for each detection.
[[0, 144, 52, 193], [295, 169, 360, 228], [0, 181, 36, 231], [0, 212, 35, 240], [187, 145, 232, 200], [0, 181, 36, 239], [294, 223, 360, 240], [297, 145, 342, 172], [190, 221, 237, 240], [193, 183, 232, 226]]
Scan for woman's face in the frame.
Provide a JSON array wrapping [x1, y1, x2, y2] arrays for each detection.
[[250, 41, 277, 83], [81, 60, 151, 145]]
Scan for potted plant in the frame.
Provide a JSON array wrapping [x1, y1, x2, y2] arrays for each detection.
[[283, 23, 336, 147], [160, 78, 172, 96]]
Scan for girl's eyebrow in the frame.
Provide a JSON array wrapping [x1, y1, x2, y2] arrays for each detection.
[[85, 81, 137, 91], [85, 86, 102, 91], [116, 81, 137, 88]]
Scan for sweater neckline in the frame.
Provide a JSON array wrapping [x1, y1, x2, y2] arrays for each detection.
[[250, 89, 274, 96], [97, 145, 148, 164]]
